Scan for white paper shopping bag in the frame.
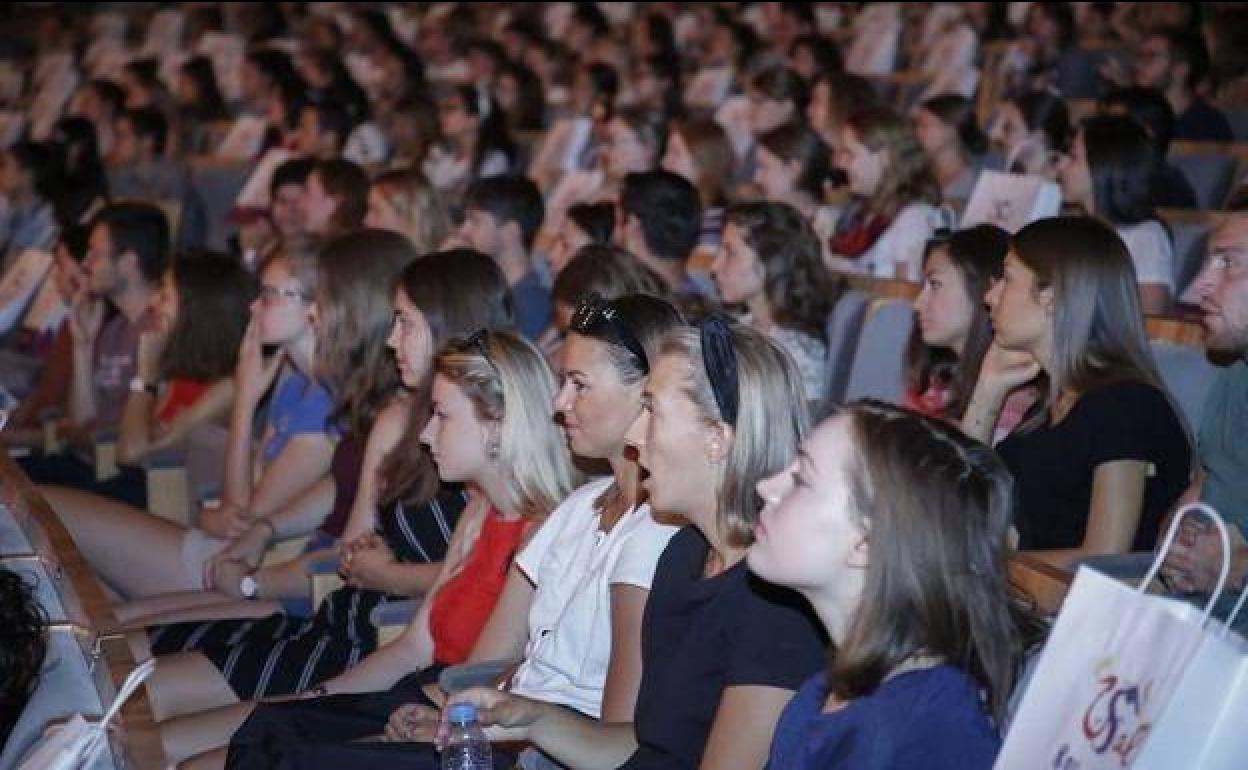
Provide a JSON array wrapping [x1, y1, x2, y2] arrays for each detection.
[[996, 504, 1232, 769], [18, 658, 156, 770], [960, 171, 1062, 233], [1137, 527, 1248, 770]]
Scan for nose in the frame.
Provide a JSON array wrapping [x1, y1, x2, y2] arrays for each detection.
[[985, 279, 1002, 309], [624, 409, 649, 455], [552, 380, 574, 414], [250, 296, 264, 315], [386, 320, 401, 351]]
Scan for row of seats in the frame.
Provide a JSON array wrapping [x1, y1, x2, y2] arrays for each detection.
[[0, 455, 165, 770]]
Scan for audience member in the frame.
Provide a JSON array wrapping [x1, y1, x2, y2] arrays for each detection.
[[753, 402, 1026, 769], [987, 88, 1071, 180], [458, 174, 551, 340], [961, 216, 1191, 567], [617, 170, 704, 299], [0, 567, 47, 749], [364, 169, 450, 253], [1059, 115, 1174, 313], [913, 94, 991, 203], [546, 202, 615, 277]]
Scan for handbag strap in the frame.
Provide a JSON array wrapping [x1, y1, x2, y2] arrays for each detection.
[[1138, 502, 1231, 624], [99, 658, 156, 727]]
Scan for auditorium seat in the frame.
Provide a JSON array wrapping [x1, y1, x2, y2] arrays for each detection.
[[822, 289, 872, 406], [842, 297, 915, 404]]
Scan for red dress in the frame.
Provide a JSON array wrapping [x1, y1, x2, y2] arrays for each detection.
[[427, 510, 531, 665]]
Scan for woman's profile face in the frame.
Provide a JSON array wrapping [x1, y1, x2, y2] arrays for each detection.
[[624, 352, 720, 518], [386, 289, 435, 389], [837, 126, 885, 198], [251, 259, 313, 346], [554, 332, 643, 460], [749, 415, 866, 600], [1057, 132, 1093, 211], [711, 222, 766, 305], [914, 246, 975, 353], [985, 251, 1050, 354], [420, 373, 494, 483], [752, 144, 799, 200]]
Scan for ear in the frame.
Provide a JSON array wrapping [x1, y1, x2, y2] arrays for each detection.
[[846, 529, 870, 571], [704, 421, 734, 464], [1037, 284, 1056, 317]]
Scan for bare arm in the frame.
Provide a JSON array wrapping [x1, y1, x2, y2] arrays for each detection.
[[223, 319, 284, 506], [599, 584, 649, 723], [320, 498, 487, 695], [340, 398, 410, 544], [117, 379, 234, 465], [247, 433, 336, 518], [698, 685, 796, 770], [1029, 459, 1150, 568]]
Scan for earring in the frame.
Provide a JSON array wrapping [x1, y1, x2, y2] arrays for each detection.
[[487, 441, 501, 461]]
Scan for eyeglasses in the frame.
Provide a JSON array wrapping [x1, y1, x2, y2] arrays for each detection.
[[258, 284, 311, 305], [569, 293, 649, 374]]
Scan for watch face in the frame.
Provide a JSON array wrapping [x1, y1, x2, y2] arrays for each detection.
[[240, 575, 257, 598]]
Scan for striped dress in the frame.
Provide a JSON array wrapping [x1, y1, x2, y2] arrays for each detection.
[[149, 487, 466, 699]]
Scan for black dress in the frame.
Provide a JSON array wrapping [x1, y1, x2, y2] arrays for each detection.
[[996, 380, 1191, 552], [150, 487, 465, 699]]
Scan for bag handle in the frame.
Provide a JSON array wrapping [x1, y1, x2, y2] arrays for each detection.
[[1139, 502, 1231, 624], [99, 658, 156, 727]]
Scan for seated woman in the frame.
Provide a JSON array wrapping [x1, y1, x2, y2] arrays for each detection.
[[199, 331, 574, 769], [751, 402, 1027, 769], [912, 93, 990, 204], [661, 118, 736, 270], [423, 84, 516, 206], [906, 225, 1034, 442], [827, 106, 947, 282], [41, 242, 337, 601], [137, 250, 517, 764], [987, 88, 1071, 180], [440, 319, 825, 770], [752, 121, 837, 248], [221, 295, 686, 770], [115, 252, 256, 468], [961, 216, 1192, 567], [1058, 115, 1174, 315], [363, 168, 450, 254], [711, 202, 838, 403]]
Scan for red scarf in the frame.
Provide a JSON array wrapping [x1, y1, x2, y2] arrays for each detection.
[[827, 200, 893, 259]]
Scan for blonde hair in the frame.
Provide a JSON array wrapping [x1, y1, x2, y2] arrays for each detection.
[[436, 330, 579, 519], [371, 168, 451, 253], [661, 323, 809, 546]]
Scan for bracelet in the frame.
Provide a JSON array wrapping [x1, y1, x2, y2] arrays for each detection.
[[309, 684, 329, 698]]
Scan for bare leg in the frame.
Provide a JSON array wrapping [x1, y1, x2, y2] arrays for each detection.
[[127, 599, 282, 629], [160, 702, 256, 765], [114, 591, 240, 626], [178, 747, 228, 770], [40, 485, 197, 599], [146, 652, 238, 722]]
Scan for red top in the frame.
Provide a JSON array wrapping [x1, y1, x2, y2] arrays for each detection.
[[156, 378, 211, 425], [428, 510, 531, 665]]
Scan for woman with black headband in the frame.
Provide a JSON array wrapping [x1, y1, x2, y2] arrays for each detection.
[[438, 316, 825, 770]]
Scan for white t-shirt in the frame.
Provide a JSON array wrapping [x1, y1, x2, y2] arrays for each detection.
[[1116, 219, 1175, 293], [509, 477, 679, 718]]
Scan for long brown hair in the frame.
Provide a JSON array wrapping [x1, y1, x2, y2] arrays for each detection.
[[379, 249, 516, 505], [1011, 216, 1166, 431], [315, 229, 417, 438], [670, 119, 735, 207], [845, 106, 941, 219], [904, 225, 1010, 418], [834, 401, 1025, 723], [160, 252, 257, 382], [370, 168, 450, 253]]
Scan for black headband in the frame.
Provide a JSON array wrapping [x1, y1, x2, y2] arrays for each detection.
[[698, 314, 739, 425]]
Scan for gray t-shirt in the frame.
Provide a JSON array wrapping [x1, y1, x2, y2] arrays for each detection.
[[1198, 358, 1248, 535]]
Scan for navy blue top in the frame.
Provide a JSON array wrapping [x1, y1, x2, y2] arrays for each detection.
[[767, 665, 1000, 770], [620, 526, 826, 770], [511, 269, 552, 341]]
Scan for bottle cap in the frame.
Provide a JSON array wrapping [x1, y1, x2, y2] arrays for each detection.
[[447, 703, 478, 725]]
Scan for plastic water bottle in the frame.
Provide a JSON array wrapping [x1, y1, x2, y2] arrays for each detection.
[[441, 702, 493, 770]]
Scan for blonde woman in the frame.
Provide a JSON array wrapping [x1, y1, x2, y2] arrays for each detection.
[[364, 169, 451, 254], [213, 330, 578, 770]]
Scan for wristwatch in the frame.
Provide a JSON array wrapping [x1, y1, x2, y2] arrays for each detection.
[[239, 572, 259, 599], [128, 376, 159, 396]]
